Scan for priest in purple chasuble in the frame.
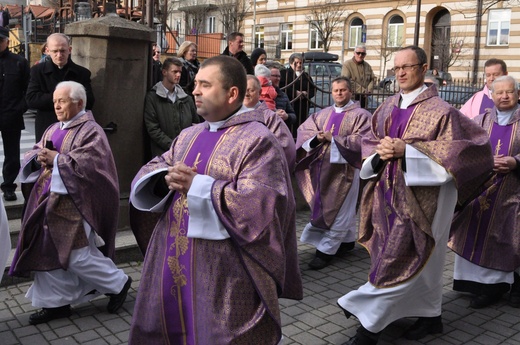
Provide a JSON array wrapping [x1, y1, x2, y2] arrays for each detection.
[[460, 58, 508, 119], [129, 56, 303, 345], [244, 75, 296, 171], [9, 81, 131, 325], [337, 46, 493, 345], [294, 76, 371, 270], [449, 75, 520, 309]]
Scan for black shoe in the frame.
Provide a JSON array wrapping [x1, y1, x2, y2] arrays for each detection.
[[469, 293, 502, 309], [341, 326, 380, 345], [29, 305, 72, 325], [107, 276, 132, 313], [404, 316, 443, 340], [336, 242, 356, 256], [308, 250, 334, 270], [337, 302, 352, 319], [3, 191, 17, 201]]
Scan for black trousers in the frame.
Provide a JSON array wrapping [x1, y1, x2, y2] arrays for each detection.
[[1, 129, 21, 193]]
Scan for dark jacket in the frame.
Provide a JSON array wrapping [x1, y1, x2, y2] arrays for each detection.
[[144, 82, 199, 157], [179, 58, 199, 97], [1, 10, 9, 27], [152, 59, 163, 85], [221, 47, 254, 75], [274, 86, 296, 125], [26, 58, 95, 141], [0, 48, 30, 131], [280, 67, 316, 130]]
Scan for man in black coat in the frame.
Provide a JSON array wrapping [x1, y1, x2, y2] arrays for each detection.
[[26, 33, 94, 142], [0, 27, 30, 201], [280, 53, 316, 136], [221, 32, 254, 75]]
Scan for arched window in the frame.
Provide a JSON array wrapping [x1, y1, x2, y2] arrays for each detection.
[[349, 17, 363, 49], [388, 15, 404, 47]]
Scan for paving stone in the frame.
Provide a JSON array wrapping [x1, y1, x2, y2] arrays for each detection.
[[18, 333, 49, 345], [0, 330, 20, 345]]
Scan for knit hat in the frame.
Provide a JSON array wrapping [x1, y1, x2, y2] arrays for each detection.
[[0, 27, 9, 39], [255, 64, 271, 78], [251, 48, 267, 66]]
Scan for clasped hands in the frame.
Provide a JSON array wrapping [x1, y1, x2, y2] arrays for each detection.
[[316, 130, 333, 143], [493, 154, 517, 174], [376, 136, 406, 161], [165, 162, 197, 194], [37, 148, 58, 169]]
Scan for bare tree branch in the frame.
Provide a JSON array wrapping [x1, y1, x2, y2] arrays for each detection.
[[304, 0, 347, 52], [215, 0, 250, 36]]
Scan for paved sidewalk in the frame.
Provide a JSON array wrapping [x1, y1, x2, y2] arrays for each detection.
[[1, 210, 520, 344]]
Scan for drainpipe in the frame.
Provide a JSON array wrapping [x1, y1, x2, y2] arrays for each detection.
[[414, 0, 421, 46], [472, 0, 483, 85]]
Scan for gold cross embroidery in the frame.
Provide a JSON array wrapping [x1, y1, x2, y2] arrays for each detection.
[[495, 139, 502, 156], [192, 152, 202, 170]]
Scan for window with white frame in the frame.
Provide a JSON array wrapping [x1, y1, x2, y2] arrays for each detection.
[[255, 26, 265, 48], [309, 21, 324, 50], [280, 23, 293, 50], [349, 17, 363, 48], [207, 16, 216, 33], [487, 9, 510, 46], [387, 15, 404, 47]]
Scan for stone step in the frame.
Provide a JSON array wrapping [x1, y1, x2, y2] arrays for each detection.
[[1, 228, 143, 287], [4, 191, 24, 220]]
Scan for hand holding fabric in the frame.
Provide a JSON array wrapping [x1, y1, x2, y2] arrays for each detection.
[[165, 162, 197, 193]]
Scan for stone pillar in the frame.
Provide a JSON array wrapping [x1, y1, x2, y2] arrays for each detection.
[[65, 16, 155, 227]]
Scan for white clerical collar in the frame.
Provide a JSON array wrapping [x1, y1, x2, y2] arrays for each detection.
[[399, 84, 428, 109], [333, 100, 354, 113], [61, 110, 86, 129], [245, 101, 261, 111], [496, 105, 517, 125], [207, 105, 249, 132]]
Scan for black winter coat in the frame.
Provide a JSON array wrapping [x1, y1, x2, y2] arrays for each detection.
[[0, 48, 30, 131]]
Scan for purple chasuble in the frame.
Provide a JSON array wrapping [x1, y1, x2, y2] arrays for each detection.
[[460, 122, 513, 263], [311, 110, 345, 223], [370, 105, 416, 282], [479, 94, 495, 115], [162, 127, 228, 345]]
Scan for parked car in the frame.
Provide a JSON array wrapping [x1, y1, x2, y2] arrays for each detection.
[[379, 75, 397, 92], [438, 84, 479, 105]]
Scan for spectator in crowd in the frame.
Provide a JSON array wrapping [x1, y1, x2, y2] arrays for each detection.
[[0, 4, 9, 28], [254, 64, 277, 110], [144, 57, 199, 157], [280, 53, 316, 134], [337, 46, 493, 345], [128, 56, 302, 344], [0, 26, 30, 201], [449, 75, 520, 309], [341, 45, 375, 108], [251, 47, 267, 67], [151, 43, 163, 85], [9, 81, 132, 325], [221, 32, 254, 74], [266, 61, 296, 126], [295, 76, 371, 270], [460, 58, 508, 119], [244, 74, 296, 170], [178, 41, 199, 97], [26, 33, 94, 142]]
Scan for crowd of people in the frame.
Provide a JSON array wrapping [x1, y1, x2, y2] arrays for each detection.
[[0, 26, 519, 345]]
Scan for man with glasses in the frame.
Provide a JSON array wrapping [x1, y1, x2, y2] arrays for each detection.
[[337, 46, 493, 345], [26, 33, 94, 142], [460, 58, 508, 119], [449, 75, 520, 310], [341, 45, 375, 108], [266, 62, 296, 126], [151, 43, 163, 85]]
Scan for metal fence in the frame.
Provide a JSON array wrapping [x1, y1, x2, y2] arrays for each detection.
[[281, 72, 485, 135]]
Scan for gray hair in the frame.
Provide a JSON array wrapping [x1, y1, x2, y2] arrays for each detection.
[[47, 33, 71, 46], [289, 53, 303, 64], [55, 81, 87, 110], [355, 45, 366, 51], [246, 74, 261, 91], [491, 75, 518, 92]]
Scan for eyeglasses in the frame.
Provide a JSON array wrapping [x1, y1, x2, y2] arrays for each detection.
[[391, 63, 423, 73], [355, 51, 366, 56]]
